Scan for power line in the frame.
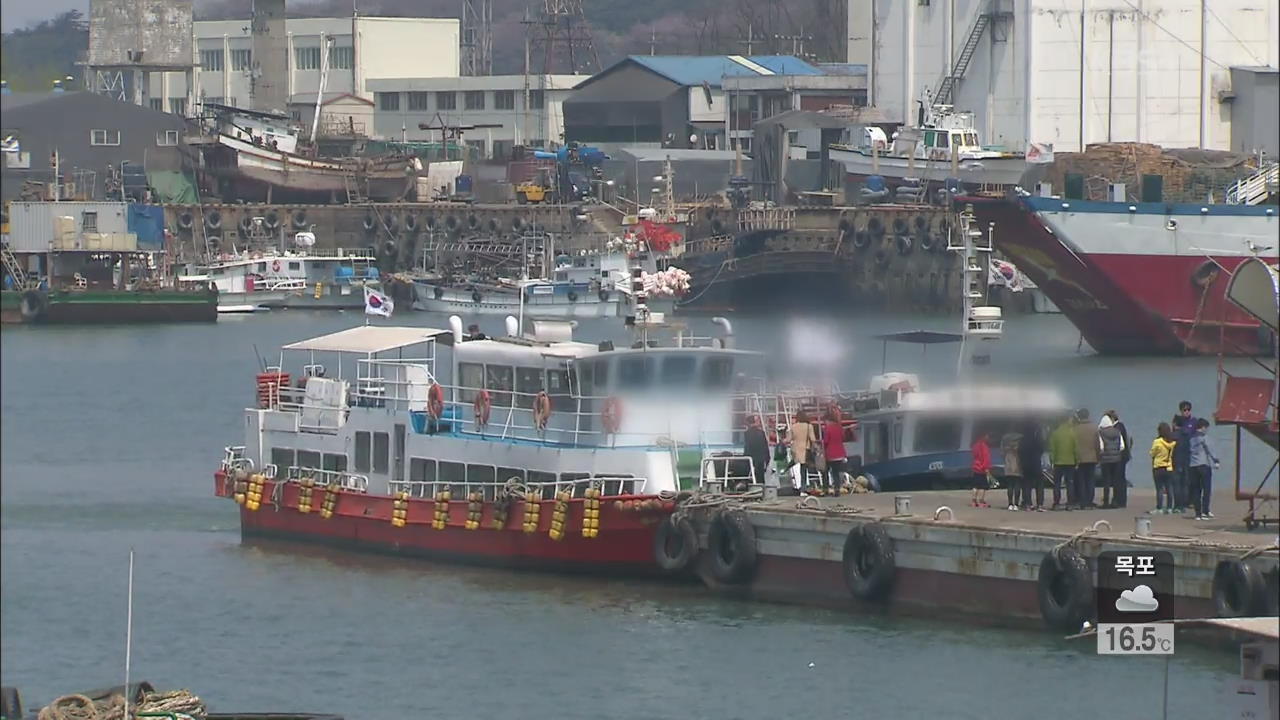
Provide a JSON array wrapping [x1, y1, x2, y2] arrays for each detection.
[[1203, 5, 1265, 66], [1117, 0, 1228, 70]]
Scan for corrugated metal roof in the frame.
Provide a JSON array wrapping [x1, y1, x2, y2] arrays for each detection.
[[283, 326, 449, 354], [625, 55, 823, 87]]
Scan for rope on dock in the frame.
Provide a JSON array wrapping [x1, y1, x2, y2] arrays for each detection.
[[37, 689, 206, 720], [792, 495, 875, 516], [1238, 542, 1279, 561]]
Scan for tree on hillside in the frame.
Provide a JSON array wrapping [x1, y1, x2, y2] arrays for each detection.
[[0, 10, 89, 91]]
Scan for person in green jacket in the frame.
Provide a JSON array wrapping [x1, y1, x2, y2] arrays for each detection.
[[1048, 414, 1078, 510]]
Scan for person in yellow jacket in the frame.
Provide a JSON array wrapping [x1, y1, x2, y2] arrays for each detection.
[[1149, 422, 1177, 513]]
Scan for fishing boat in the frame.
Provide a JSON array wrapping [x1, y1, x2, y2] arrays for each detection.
[[213, 310, 777, 574]]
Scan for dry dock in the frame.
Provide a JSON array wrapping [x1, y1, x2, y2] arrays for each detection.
[[678, 486, 1278, 632]]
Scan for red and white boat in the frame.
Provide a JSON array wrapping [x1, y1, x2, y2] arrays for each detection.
[[213, 313, 764, 574], [964, 192, 1279, 356]]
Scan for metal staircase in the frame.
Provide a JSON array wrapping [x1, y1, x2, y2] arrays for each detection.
[[2, 245, 32, 289], [343, 171, 368, 205], [1225, 163, 1279, 205], [935, 12, 992, 105]]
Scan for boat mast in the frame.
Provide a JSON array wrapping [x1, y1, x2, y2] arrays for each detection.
[[123, 547, 135, 720], [310, 35, 335, 144], [954, 202, 1000, 376]]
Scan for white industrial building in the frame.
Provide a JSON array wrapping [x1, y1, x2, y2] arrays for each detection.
[[365, 75, 581, 158], [857, 0, 1280, 152], [146, 15, 460, 115]]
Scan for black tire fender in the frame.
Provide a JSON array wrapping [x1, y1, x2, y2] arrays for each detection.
[[707, 510, 758, 584], [892, 217, 909, 235], [867, 217, 885, 237], [598, 289, 610, 302], [842, 523, 896, 601], [238, 215, 254, 234], [205, 210, 222, 230], [653, 515, 698, 572], [291, 209, 307, 229], [403, 213, 418, 233], [19, 290, 48, 322], [512, 216, 526, 232], [1212, 559, 1267, 617], [896, 235, 913, 256], [1037, 547, 1093, 632], [433, 285, 444, 300], [1263, 566, 1279, 616], [264, 210, 280, 229], [852, 230, 870, 250], [567, 290, 578, 303], [471, 290, 482, 304], [362, 213, 377, 232]]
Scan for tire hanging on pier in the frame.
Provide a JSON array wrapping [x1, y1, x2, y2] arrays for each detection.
[[403, 213, 419, 233], [707, 509, 758, 585], [896, 236, 913, 256], [19, 290, 48, 322], [852, 230, 870, 251], [433, 285, 445, 300], [292, 209, 308, 229], [264, 210, 281, 229], [178, 211, 194, 230], [362, 213, 377, 232], [239, 215, 254, 235], [1037, 547, 1093, 632], [1264, 566, 1280, 616], [867, 217, 885, 238], [653, 515, 698, 572], [842, 523, 896, 602], [1212, 559, 1267, 617]]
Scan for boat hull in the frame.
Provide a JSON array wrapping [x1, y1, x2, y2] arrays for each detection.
[[217, 473, 668, 575], [200, 134, 415, 202], [830, 147, 1027, 186], [412, 281, 623, 318], [966, 195, 1280, 356], [3, 289, 218, 324]]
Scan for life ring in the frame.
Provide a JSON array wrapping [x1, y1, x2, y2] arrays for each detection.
[[1212, 559, 1267, 617], [852, 230, 870, 250], [271, 259, 281, 273], [896, 236, 913, 256], [403, 213, 418, 233], [601, 396, 623, 434], [867, 217, 885, 237], [653, 515, 698, 572], [842, 523, 895, 601], [533, 391, 552, 430], [427, 383, 445, 419], [291, 210, 307, 229], [433, 286, 445, 300], [707, 510, 757, 584], [471, 290, 483, 304], [473, 389, 492, 429], [567, 290, 578, 303], [178, 211, 194, 230], [19, 290, 48, 322], [362, 214, 377, 232], [264, 210, 280, 229], [598, 289, 611, 302], [1036, 548, 1093, 632], [1191, 261, 1220, 289]]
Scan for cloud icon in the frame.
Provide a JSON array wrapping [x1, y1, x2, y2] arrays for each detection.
[[1116, 585, 1160, 613]]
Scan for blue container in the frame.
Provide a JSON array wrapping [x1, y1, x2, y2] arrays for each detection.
[[455, 175, 473, 194], [366, 267, 380, 279]]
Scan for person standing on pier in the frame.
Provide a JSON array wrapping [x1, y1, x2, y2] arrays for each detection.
[[971, 431, 993, 508], [822, 409, 848, 496], [1149, 423, 1177, 513], [790, 410, 816, 493], [1018, 418, 1047, 511], [1104, 410, 1133, 499], [1170, 401, 1198, 514], [1073, 408, 1100, 509], [1188, 418, 1220, 520], [1049, 414, 1078, 510], [743, 415, 771, 487], [1001, 428, 1023, 510], [1098, 414, 1127, 508]]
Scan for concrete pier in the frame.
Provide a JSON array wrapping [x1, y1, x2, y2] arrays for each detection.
[[683, 486, 1278, 631]]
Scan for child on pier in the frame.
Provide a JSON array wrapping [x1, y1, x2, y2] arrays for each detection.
[[1149, 423, 1176, 514], [971, 432, 993, 508]]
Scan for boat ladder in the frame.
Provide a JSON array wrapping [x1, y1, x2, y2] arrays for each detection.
[[1225, 162, 1279, 205], [1, 244, 33, 290], [343, 170, 368, 205]]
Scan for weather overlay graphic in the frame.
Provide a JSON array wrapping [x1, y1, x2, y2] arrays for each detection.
[[1096, 550, 1176, 655]]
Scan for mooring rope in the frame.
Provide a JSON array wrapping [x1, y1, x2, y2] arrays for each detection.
[[38, 689, 206, 720]]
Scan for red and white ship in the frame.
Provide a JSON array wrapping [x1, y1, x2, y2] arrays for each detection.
[[213, 313, 763, 574], [964, 192, 1279, 356]]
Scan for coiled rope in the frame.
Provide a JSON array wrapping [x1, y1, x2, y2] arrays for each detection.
[[38, 689, 206, 720]]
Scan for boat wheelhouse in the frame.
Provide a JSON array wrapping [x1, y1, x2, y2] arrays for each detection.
[[214, 316, 763, 572], [180, 246, 380, 312]]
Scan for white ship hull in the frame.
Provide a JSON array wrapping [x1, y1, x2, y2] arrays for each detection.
[[830, 146, 1027, 186]]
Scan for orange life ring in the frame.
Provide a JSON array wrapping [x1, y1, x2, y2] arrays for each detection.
[[601, 396, 623, 434], [427, 383, 445, 419], [272, 259, 281, 273], [473, 389, 492, 428], [533, 391, 552, 430]]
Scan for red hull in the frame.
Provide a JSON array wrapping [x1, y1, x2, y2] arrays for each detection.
[[215, 472, 668, 574], [965, 196, 1274, 356]]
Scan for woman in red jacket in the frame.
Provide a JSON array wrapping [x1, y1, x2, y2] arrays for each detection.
[[971, 431, 993, 508], [822, 409, 848, 496]]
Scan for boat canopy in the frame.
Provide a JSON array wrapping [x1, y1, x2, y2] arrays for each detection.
[[282, 326, 450, 355]]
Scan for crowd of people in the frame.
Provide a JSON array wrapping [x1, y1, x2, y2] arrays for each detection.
[[741, 406, 872, 496], [971, 400, 1220, 519]]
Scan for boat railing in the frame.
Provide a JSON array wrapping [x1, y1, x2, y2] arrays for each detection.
[[283, 465, 371, 493], [221, 445, 253, 473], [386, 474, 651, 501], [699, 454, 759, 493]]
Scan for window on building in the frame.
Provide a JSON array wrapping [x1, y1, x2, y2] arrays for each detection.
[[227, 97, 237, 108], [149, 98, 163, 111], [528, 90, 545, 110], [436, 91, 456, 110], [204, 96, 224, 107], [494, 90, 515, 110], [295, 46, 321, 71], [354, 431, 371, 471], [373, 431, 389, 473], [200, 49, 224, 71], [90, 129, 120, 146], [81, 212, 98, 231], [377, 92, 400, 111], [156, 130, 178, 146], [491, 139, 512, 160], [290, 110, 302, 122], [407, 91, 430, 111], [329, 46, 353, 69], [229, 49, 252, 71], [852, 89, 867, 106], [464, 91, 485, 110], [169, 98, 187, 116]]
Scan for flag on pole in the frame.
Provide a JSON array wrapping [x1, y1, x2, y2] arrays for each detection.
[[364, 285, 394, 317]]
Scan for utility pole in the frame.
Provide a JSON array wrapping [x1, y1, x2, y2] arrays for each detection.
[[739, 24, 756, 55]]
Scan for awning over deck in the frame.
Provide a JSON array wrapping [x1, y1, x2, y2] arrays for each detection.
[[282, 326, 450, 355]]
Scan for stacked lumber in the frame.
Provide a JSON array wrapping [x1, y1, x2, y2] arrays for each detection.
[[1031, 143, 1259, 203]]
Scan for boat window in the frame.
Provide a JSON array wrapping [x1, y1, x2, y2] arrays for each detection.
[[914, 417, 963, 454], [439, 461, 465, 494], [467, 464, 496, 490], [619, 355, 653, 389], [546, 368, 573, 411], [297, 450, 321, 470], [593, 359, 609, 393], [575, 361, 594, 396], [354, 431, 371, 472], [573, 257, 586, 268], [373, 431, 390, 474], [561, 472, 590, 498], [893, 419, 903, 454], [923, 130, 935, 147], [270, 447, 295, 471], [498, 467, 524, 484], [554, 271, 568, 281], [660, 355, 697, 387], [458, 362, 484, 402], [409, 457, 436, 485], [701, 357, 734, 389], [937, 132, 950, 148], [486, 365, 513, 407], [288, 262, 301, 271], [966, 132, 979, 147], [516, 366, 544, 409], [529, 470, 556, 499], [322, 453, 347, 472], [972, 418, 1021, 447], [257, 262, 266, 272]]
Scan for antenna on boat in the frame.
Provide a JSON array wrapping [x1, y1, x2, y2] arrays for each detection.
[[123, 547, 135, 720], [953, 203, 1002, 375]]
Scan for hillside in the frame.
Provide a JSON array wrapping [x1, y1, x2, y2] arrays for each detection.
[[0, 10, 88, 91]]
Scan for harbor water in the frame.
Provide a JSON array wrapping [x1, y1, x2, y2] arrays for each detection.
[[2, 310, 1264, 718]]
